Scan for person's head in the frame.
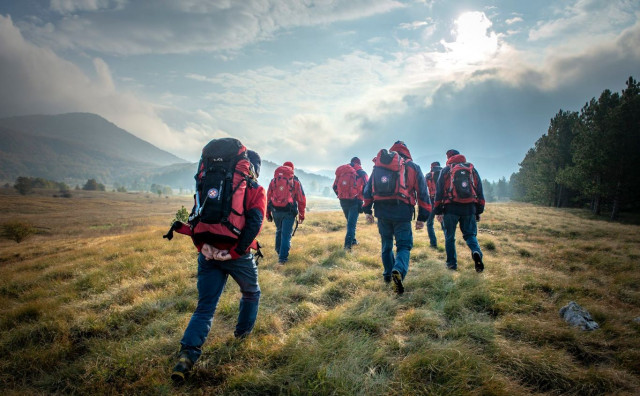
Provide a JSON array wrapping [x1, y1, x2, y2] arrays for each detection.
[[350, 157, 361, 166], [446, 149, 460, 159], [283, 161, 294, 170], [247, 150, 261, 177], [430, 161, 441, 170], [390, 140, 411, 159]]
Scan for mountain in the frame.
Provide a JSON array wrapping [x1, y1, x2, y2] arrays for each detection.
[[0, 112, 334, 193], [0, 113, 186, 184], [147, 159, 334, 195]]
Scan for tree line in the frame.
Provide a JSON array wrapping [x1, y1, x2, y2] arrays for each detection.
[[510, 76, 640, 220]]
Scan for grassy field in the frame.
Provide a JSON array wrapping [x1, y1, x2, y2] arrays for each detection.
[[1, 188, 639, 395]]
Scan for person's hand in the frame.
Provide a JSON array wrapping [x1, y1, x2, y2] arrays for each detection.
[[298, 216, 304, 224], [415, 221, 425, 230], [476, 214, 481, 222], [267, 213, 273, 222], [366, 214, 375, 224], [436, 215, 444, 223], [213, 249, 232, 261], [201, 243, 217, 261]]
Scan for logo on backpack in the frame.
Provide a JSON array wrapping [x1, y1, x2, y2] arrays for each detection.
[[371, 149, 413, 205], [334, 164, 359, 200], [190, 137, 254, 245], [446, 162, 477, 204]]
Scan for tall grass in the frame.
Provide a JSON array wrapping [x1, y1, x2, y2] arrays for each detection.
[[1, 192, 639, 395]]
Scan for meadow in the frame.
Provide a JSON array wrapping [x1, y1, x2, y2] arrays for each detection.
[[1, 189, 639, 395]]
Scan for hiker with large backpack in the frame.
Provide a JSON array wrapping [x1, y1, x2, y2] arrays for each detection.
[[163, 139, 267, 382], [333, 157, 369, 250], [266, 161, 306, 265], [433, 149, 486, 272], [362, 141, 431, 295], [425, 161, 445, 248]]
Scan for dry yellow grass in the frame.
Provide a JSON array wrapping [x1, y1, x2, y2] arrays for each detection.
[[1, 189, 639, 395]]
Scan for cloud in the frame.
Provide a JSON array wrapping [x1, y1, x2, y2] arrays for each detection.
[[21, 0, 405, 55], [505, 16, 523, 25], [0, 14, 201, 160], [529, 0, 636, 45], [50, 0, 127, 13]]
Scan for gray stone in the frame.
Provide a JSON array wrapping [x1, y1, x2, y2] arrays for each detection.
[[559, 301, 599, 331]]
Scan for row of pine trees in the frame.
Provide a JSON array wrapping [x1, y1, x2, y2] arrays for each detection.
[[510, 76, 640, 220]]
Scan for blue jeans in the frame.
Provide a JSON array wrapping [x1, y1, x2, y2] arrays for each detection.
[[443, 213, 482, 269], [426, 210, 444, 247], [340, 200, 360, 249], [273, 211, 296, 263], [179, 253, 261, 363], [377, 218, 413, 281]]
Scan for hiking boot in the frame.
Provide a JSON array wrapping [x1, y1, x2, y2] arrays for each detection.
[[278, 260, 286, 265], [352, 239, 359, 246], [171, 352, 194, 383], [392, 270, 404, 295], [446, 263, 457, 271], [383, 276, 391, 284], [472, 251, 484, 273]]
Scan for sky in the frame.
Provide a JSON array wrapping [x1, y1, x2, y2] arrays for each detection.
[[0, 0, 639, 181]]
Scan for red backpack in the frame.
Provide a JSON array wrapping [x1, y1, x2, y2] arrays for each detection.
[[446, 162, 478, 204], [269, 165, 295, 208], [426, 169, 440, 200], [371, 149, 413, 205], [334, 164, 359, 199]]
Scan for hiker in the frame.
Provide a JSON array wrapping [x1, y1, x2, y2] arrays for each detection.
[[363, 141, 431, 294], [433, 149, 486, 272], [333, 157, 369, 250], [425, 161, 444, 248], [266, 161, 306, 264], [167, 140, 267, 382]]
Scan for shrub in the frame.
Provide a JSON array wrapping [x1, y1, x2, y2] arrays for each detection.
[[172, 206, 190, 224], [2, 221, 36, 243], [14, 177, 33, 195], [83, 179, 105, 191]]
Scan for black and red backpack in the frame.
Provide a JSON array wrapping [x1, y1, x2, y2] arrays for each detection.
[[334, 164, 358, 200], [269, 165, 296, 210], [446, 162, 478, 204], [163, 137, 255, 247], [371, 149, 413, 205]]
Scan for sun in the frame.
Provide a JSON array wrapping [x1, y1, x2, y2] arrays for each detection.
[[445, 11, 499, 64]]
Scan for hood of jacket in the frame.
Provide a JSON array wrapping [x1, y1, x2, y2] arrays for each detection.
[[446, 154, 467, 166], [390, 142, 412, 160]]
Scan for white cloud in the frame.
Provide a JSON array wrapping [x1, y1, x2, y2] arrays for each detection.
[[0, 14, 201, 160], [24, 0, 405, 55], [505, 16, 523, 25], [50, 0, 127, 13], [529, 0, 636, 44]]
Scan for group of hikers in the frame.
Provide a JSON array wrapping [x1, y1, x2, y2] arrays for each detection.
[[164, 138, 486, 382]]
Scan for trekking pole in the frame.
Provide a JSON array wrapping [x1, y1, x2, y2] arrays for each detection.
[[291, 216, 299, 237]]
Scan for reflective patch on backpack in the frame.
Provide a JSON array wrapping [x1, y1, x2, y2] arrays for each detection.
[[207, 188, 219, 199]]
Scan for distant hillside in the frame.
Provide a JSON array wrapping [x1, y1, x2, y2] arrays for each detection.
[[147, 159, 334, 195], [0, 112, 334, 192], [0, 113, 186, 185]]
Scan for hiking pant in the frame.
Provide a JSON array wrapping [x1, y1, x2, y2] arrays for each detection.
[[377, 218, 413, 281], [426, 210, 444, 247], [273, 210, 296, 263], [443, 213, 482, 269], [179, 252, 260, 363], [340, 199, 360, 249]]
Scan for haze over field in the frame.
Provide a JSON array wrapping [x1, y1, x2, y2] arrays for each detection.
[[1, 1, 639, 181]]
